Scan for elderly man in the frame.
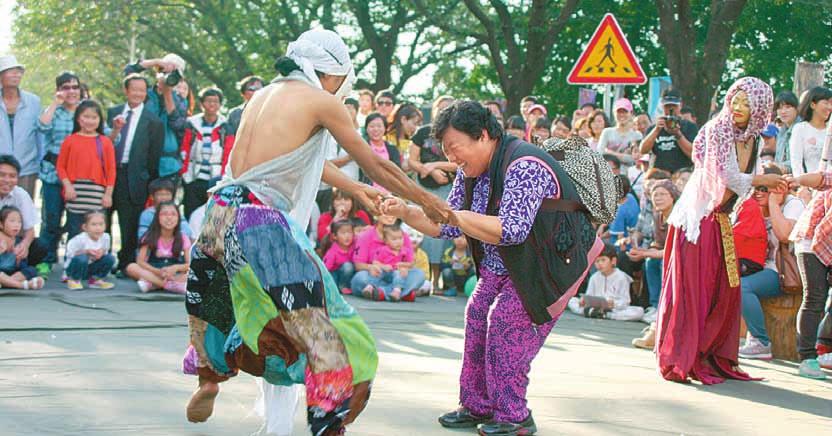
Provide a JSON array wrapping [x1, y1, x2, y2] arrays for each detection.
[[0, 55, 41, 198], [384, 100, 603, 435], [0, 155, 49, 268]]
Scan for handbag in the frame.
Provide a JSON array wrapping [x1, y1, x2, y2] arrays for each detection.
[[776, 241, 803, 293], [65, 135, 108, 214]]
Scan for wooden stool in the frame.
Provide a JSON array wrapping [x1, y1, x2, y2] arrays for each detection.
[[760, 291, 802, 361]]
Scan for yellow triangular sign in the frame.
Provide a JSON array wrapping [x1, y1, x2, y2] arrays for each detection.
[[568, 14, 646, 85]]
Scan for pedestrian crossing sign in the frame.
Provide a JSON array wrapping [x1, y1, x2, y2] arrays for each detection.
[[567, 13, 646, 85]]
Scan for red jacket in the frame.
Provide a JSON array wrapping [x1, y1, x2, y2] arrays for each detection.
[[180, 114, 234, 183]]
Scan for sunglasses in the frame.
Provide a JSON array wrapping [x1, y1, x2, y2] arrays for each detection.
[[754, 186, 769, 193], [377, 100, 393, 106], [60, 85, 81, 91]]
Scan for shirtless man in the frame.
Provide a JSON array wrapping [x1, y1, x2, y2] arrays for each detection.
[[184, 29, 452, 435]]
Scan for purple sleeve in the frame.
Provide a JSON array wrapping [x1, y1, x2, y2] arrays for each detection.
[[438, 170, 465, 239], [498, 159, 559, 245]]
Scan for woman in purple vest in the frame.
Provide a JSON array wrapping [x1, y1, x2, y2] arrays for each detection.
[[383, 101, 602, 436]]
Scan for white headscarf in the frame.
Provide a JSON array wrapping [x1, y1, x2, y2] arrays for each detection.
[[285, 28, 355, 99]]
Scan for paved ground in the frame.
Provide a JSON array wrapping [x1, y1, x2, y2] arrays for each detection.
[[1, 275, 830, 435]]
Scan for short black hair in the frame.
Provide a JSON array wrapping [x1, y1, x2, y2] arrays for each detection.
[[533, 116, 551, 130], [123, 73, 149, 90], [432, 100, 503, 143], [504, 115, 526, 131], [198, 86, 224, 103], [0, 205, 22, 224], [554, 116, 571, 128], [603, 153, 621, 169], [580, 102, 597, 110], [521, 95, 538, 104], [375, 90, 395, 104], [344, 97, 359, 110], [364, 112, 387, 130], [773, 90, 799, 111], [56, 71, 80, 89], [381, 223, 403, 239], [661, 87, 682, 99], [617, 174, 632, 199], [0, 155, 22, 174], [148, 178, 176, 196], [237, 75, 264, 94], [799, 86, 832, 121], [599, 243, 617, 261]]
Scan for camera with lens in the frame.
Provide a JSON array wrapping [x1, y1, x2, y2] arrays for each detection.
[[160, 68, 182, 87], [663, 115, 681, 131]]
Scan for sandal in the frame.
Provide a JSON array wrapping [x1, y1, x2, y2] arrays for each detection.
[[28, 277, 45, 289]]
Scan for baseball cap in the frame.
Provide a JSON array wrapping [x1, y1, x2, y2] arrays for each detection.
[[613, 98, 633, 113], [660, 88, 682, 106], [528, 104, 548, 116], [761, 123, 779, 138]]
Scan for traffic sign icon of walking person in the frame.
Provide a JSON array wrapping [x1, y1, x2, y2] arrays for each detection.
[[568, 14, 645, 84]]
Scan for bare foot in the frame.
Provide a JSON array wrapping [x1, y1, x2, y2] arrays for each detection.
[[187, 381, 219, 423]]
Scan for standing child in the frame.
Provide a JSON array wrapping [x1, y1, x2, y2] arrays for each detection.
[[362, 224, 416, 302], [568, 245, 643, 321], [0, 206, 43, 289], [56, 99, 116, 238], [322, 219, 356, 295], [126, 201, 191, 293], [440, 235, 475, 297], [64, 210, 116, 290]]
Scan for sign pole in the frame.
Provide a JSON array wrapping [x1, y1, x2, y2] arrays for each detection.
[[603, 84, 613, 120]]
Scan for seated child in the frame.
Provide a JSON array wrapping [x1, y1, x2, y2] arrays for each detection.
[[440, 235, 475, 297], [0, 206, 43, 289], [362, 224, 416, 302], [126, 201, 191, 293], [404, 224, 432, 297], [567, 244, 643, 321], [138, 178, 194, 240], [64, 210, 116, 290], [322, 219, 356, 295]]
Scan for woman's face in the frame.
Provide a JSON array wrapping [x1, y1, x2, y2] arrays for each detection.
[[359, 94, 374, 112], [332, 196, 353, 214], [175, 80, 189, 99], [753, 185, 771, 207], [402, 114, 422, 136], [635, 114, 650, 133], [590, 114, 606, 136], [777, 103, 797, 126], [811, 98, 832, 123], [441, 126, 493, 177], [552, 121, 570, 139], [651, 187, 674, 213], [366, 118, 386, 142], [615, 108, 632, 125], [78, 107, 101, 133], [58, 79, 82, 107], [731, 90, 751, 127]]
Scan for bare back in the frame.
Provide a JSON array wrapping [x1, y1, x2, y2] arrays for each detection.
[[230, 80, 329, 176]]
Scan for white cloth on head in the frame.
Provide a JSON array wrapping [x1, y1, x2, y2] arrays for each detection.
[[285, 28, 355, 99]]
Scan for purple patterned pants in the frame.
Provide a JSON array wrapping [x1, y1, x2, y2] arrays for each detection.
[[459, 268, 557, 423]]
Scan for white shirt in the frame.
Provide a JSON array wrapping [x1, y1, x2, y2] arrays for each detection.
[[0, 186, 40, 230], [189, 204, 207, 238], [597, 127, 642, 154], [789, 121, 827, 177], [64, 232, 111, 268], [764, 195, 805, 270], [119, 102, 145, 164], [585, 268, 633, 310]]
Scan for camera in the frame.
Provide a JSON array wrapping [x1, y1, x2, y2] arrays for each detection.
[[161, 69, 182, 87], [664, 115, 681, 131]]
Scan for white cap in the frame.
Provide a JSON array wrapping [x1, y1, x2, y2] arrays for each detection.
[[0, 55, 24, 74], [161, 53, 186, 73]]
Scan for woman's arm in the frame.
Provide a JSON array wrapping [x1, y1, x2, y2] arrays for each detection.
[[768, 191, 799, 242]]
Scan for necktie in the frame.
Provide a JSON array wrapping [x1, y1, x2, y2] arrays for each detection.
[[115, 109, 133, 164]]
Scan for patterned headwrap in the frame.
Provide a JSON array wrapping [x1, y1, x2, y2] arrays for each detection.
[[669, 77, 773, 242]]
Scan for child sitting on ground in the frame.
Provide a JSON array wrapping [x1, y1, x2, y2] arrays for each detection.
[[0, 206, 43, 289], [138, 178, 194, 240], [63, 210, 116, 290], [126, 201, 191, 293], [322, 219, 356, 295], [440, 235, 475, 297], [404, 224, 432, 296], [568, 244, 643, 321], [362, 224, 416, 302]]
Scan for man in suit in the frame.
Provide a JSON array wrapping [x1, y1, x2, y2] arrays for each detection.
[[107, 73, 163, 271]]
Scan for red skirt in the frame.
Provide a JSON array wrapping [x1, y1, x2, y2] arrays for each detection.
[[655, 211, 757, 385]]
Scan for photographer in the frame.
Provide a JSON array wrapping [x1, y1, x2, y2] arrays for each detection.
[[124, 54, 189, 182], [639, 88, 698, 174]]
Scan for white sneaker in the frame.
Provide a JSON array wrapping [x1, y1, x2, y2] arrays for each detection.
[[641, 307, 658, 324], [738, 337, 772, 360], [818, 352, 832, 370], [137, 279, 153, 293]]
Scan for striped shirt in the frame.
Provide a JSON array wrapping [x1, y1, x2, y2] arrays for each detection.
[[198, 120, 215, 181]]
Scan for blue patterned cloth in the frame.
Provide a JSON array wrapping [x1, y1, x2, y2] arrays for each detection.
[[37, 105, 75, 184]]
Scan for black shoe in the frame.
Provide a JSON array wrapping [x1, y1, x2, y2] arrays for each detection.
[[478, 412, 537, 435], [584, 307, 605, 319], [438, 407, 492, 428]]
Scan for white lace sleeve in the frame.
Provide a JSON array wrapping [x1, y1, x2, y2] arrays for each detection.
[[724, 144, 754, 198]]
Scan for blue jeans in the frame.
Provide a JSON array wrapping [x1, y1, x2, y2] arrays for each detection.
[[645, 257, 663, 308], [65, 212, 86, 241], [330, 262, 355, 289], [441, 267, 475, 291], [65, 253, 116, 281], [39, 182, 65, 264], [351, 268, 426, 300], [740, 268, 781, 346]]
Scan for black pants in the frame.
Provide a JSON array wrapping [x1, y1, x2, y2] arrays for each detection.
[[796, 252, 832, 361], [315, 188, 333, 216], [111, 167, 144, 270], [25, 237, 48, 266], [183, 180, 209, 221]]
